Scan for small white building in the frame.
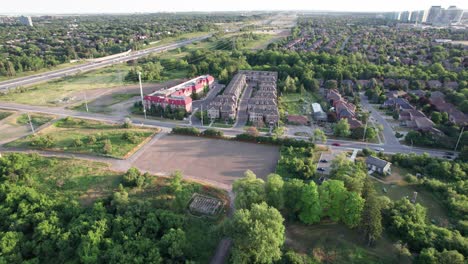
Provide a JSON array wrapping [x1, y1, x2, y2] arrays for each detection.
[[312, 103, 327, 121], [366, 156, 391, 175]]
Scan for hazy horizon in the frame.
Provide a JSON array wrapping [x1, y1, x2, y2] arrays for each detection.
[[1, 0, 467, 15]]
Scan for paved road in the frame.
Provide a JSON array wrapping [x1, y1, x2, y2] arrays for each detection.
[[0, 101, 456, 158], [360, 92, 401, 146], [233, 84, 253, 128], [0, 35, 211, 92]]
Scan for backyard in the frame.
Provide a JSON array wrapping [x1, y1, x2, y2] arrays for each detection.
[[286, 221, 407, 264], [6, 117, 158, 158], [279, 91, 321, 116]]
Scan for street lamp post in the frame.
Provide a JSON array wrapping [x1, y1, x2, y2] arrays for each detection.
[[138, 71, 147, 120]]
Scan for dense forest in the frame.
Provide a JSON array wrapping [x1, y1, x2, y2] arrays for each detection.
[[0, 153, 222, 263]]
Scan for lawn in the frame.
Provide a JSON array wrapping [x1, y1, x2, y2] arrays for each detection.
[[286, 221, 408, 264], [279, 91, 320, 116], [0, 64, 131, 106], [0, 110, 13, 121], [373, 180, 450, 226], [6, 117, 158, 159], [73, 92, 140, 113]]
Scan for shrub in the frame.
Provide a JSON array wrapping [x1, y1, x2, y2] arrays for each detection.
[[103, 139, 113, 154], [202, 128, 224, 138], [171, 127, 200, 136], [404, 173, 418, 183], [73, 138, 83, 147], [122, 167, 148, 188], [30, 135, 55, 148], [87, 135, 97, 144]]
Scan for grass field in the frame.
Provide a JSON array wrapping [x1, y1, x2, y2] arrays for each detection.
[[286, 221, 410, 264], [6, 117, 158, 158], [373, 180, 449, 225], [0, 64, 131, 106], [16, 113, 55, 127], [0, 111, 13, 121]]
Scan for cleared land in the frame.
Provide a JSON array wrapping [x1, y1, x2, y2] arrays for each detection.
[[6, 117, 158, 158], [131, 134, 280, 186], [0, 112, 31, 143]]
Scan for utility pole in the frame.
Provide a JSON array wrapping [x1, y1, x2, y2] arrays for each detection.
[[454, 126, 465, 152], [84, 91, 89, 112], [201, 104, 203, 126], [138, 71, 147, 120], [27, 113, 35, 134], [362, 118, 368, 142]]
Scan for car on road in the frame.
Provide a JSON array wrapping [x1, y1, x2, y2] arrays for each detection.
[[443, 155, 453, 159], [317, 168, 325, 172], [374, 147, 384, 152], [332, 143, 341, 146], [320, 159, 328, 163], [445, 152, 454, 156]]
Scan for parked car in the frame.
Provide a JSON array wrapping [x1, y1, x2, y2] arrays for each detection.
[[317, 168, 325, 172], [443, 155, 453, 159], [320, 159, 328, 163], [332, 143, 341, 146]]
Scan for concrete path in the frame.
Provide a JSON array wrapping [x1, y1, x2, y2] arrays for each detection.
[[233, 84, 253, 128]]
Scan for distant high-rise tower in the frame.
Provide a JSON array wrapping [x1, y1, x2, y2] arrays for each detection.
[[409, 11, 419, 22], [400, 11, 410, 22], [426, 6, 442, 24], [18, 16, 33, 27], [441, 6, 464, 24]]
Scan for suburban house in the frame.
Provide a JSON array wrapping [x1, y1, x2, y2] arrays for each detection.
[[242, 70, 279, 126], [207, 70, 279, 125], [430, 96, 468, 126], [327, 89, 362, 129], [144, 75, 214, 112], [207, 73, 246, 121], [366, 156, 391, 175], [382, 98, 414, 112]]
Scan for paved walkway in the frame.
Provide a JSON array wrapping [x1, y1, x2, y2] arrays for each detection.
[[233, 84, 253, 128]]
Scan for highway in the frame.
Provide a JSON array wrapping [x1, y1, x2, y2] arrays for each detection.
[[0, 35, 211, 92]]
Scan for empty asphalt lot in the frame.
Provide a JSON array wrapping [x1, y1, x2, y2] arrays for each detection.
[[132, 135, 280, 187]]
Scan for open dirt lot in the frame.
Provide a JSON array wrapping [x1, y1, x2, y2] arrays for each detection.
[[132, 135, 280, 187]]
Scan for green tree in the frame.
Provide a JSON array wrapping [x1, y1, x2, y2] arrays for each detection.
[[341, 191, 364, 228], [265, 174, 285, 210], [431, 112, 442, 124], [312, 129, 327, 143], [233, 170, 266, 209], [160, 228, 186, 260], [438, 250, 464, 264], [229, 202, 285, 264], [283, 179, 306, 218], [298, 182, 321, 224], [334, 119, 351, 137], [360, 178, 383, 245], [318, 180, 347, 222]]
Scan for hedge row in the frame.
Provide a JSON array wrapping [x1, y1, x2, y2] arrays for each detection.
[[171, 127, 224, 138], [234, 133, 314, 148], [171, 128, 314, 148]]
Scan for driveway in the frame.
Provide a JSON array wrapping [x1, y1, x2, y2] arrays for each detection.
[[233, 84, 253, 128]]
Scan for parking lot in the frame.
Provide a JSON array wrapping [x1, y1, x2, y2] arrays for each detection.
[[131, 134, 280, 187]]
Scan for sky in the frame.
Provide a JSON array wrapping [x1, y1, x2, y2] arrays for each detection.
[[1, 0, 467, 14]]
